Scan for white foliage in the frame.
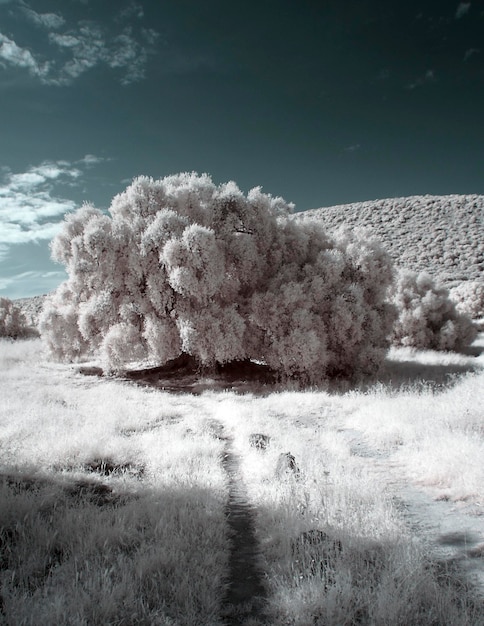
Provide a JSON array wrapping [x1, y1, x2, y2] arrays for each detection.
[[38, 287, 87, 361], [100, 322, 146, 372], [142, 314, 181, 364], [41, 173, 395, 381], [389, 270, 477, 350], [0, 298, 33, 339], [450, 281, 484, 319]]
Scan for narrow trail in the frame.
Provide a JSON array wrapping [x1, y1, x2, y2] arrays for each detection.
[[208, 420, 268, 626], [110, 359, 270, 625], [341, 428, 484, 598]]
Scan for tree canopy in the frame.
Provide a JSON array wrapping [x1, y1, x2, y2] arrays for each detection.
[[40, 173, 396, 383]]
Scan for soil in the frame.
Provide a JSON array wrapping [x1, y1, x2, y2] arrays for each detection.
[[208, 420, 268, 626]]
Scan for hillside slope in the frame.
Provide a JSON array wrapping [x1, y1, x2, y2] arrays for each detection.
[[298, 194, 484, 286]]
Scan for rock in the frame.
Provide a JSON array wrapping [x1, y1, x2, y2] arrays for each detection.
[[249, 433, 271, 450], [275, 452, 300, 478]]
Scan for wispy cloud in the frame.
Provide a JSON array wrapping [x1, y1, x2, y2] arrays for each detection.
[[21, 7, 65, 30], [0, 156, 102, 246], [0, 33, 51, 81], [407, 69, 436, 90], [0, 3, 159, 86], [0, 270, 67, 297], [464, 47, 480, 61], [343, 144, 361, 153], [118, 2, 144, 21], [455, 2, 471, 18]]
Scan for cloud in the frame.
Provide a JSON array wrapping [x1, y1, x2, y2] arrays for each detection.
[[464, 48, 480, 61], [0, 33, 51, 80], [0, 270, 67, 297], [21, 7, 65, 30], [455, 2, 471, 18], [343, 144, 361, 153], [118, 2, 144, 21], [0, 156, 101, 246], [0, 4, 160, 86], [79, 154, 106, 166], [407, 69, 436, 90], [45, 24, 160, 86]]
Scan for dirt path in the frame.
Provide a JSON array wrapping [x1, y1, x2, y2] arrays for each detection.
[[342, 428, 484, 598], [207, 420, 268, 626]]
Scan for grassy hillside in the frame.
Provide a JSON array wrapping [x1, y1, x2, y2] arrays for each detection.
[[298, 194, 484, 287]]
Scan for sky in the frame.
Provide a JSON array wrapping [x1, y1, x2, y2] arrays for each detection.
[[1, 0, 483, 298]]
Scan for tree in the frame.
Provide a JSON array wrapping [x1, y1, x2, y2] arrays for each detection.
[[0, 298, 34, 339], [450, 281, 484, 320], [389, 270, 476, 351], [40, 173, 396, 382]]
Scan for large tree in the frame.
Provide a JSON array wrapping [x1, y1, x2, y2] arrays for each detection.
[[40, 173, 395, 382]]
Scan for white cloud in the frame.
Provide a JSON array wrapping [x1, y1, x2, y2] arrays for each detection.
[[79, 154, 105, 166], [0, 4, 160, 86], [118, 2, 144, 21], [46, 24, 160, 86], [21, 7, 65, 30], [0, 157, 101, 246], [0, 270, 67, 297], [455, 2, 471, 18], [407, 69, 436, 90], [0, 33, 51, 80]]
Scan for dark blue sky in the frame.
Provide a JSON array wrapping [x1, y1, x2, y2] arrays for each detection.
[[1, 0, 483, 297]]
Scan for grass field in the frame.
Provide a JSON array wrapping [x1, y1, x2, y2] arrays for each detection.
[[1, 336, 483, 625]]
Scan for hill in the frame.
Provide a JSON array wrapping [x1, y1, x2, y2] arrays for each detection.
[[14, 294, 47, 326], [297, 194, 484, 287]]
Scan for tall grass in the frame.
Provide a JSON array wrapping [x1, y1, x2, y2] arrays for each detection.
[[1, 336, 483, 624], [0, 339, 229, 625], [210, 336, 484, 624]]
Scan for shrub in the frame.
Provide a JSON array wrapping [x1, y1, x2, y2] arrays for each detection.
[[0, 298, 35, 339], [40, 173, 395, 382], [449, 281, 484, 319], [389, 270, 476, 351]]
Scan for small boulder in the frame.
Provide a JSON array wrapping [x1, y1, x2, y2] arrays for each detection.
[[249, 433, 271, 450], [275, 452, 300, 478]]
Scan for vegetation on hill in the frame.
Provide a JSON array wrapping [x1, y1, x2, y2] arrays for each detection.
[[0, 297, 37, 339], [298, 194, 484, 287], [14, 295, 47, 327]]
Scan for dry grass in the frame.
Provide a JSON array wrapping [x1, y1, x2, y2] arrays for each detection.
[[1, 336, 483, 624]]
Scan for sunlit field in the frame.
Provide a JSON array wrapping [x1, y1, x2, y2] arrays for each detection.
[[1, 336, 483, 625]]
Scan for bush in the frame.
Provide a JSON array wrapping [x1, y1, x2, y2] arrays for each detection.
[[449, 281, 484, 319], [40, 173, 395, 382], [0, 298, 35, 339], [389, 270, 476, 351]]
